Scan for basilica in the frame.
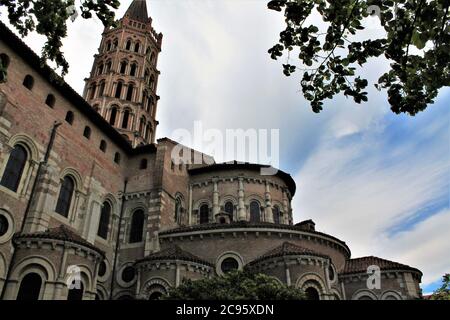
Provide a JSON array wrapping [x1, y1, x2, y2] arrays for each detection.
[[0, 0, 422, 300]]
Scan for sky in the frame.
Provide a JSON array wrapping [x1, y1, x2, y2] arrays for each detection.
[[1, 0, 449, 294]]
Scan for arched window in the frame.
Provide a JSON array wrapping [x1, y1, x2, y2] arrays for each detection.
[[273, 205, 280, 224], [17, 273, 42, 300], [45, 94, 55, 108], [113, 39, 118, 49], [0, 53, 10, 82], [122, 109, 130, 129], [144, 123, 151, 140], [224, 201, 234, 221], [150, 52, 155, 63], [55, 176, 75, 217], [134, 42, 140, 53], [89, 83, 96, 99], [109, 107, 118, 125], [105, 61, 112, 72], [146, 95, 153, 112], [140, 159, 148, 170], [115, 82, 123, 99], [130, 63, 137, 77], [114, 152, 121, 164], [97, 201, 111, 239], [149, 75, 155, 90], [305, 287, 320, 300], [249, 201, 261, 223], [65, 111, 74, 124], [0, 145, 28, 192], [129, 210, 145, 243], [22, 75, 34, 90], [98, 81, 106, 97], [126, 84, 134, 101], [139, 117, 145, 136], [99, 140, 107, 152], [97, 63, 103, 75], [67, 282, 84, 300], [174, 197, 182, 223], [83, 126, 91, 139], [199, 204, 209, 224], [126, 40, 132, 50], [120, 61, 128, 74], [221, 257, 239, 273], [106, 41, 111, 52]]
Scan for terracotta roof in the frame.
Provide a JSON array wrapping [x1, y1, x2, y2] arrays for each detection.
[[188, 162, 296, 196], [14, 225, 104, 256], [248, 241, 329, 266], [159, 221, 351, 257], [135, 245, 213, 267], [125, 0, 149, 22], [341, 256, 422, 275]]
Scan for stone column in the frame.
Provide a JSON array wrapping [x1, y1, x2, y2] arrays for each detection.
[[188, 185, 193, 225], [212, 179, 220, 218], [238, 178, 246, 221], [264, 181, 273, 223]]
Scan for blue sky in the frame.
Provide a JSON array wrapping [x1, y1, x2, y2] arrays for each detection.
[[2, 0, 448, 294]]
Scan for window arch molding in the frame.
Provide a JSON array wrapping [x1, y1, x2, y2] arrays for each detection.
[[7, 134, 39, 162], [380, 290, 402, 300], [63, 264, 94, 296], [352, 289, 378, 300], [128, 208, 146, 244], [174, 192, 185, 224], [138, 277, 171, 300], [0, 208, 15, 244], [58, 168, 83, 192], [193, 199, 212, 224], [215, 251, 245, 276], [295, 272, 327, 298]]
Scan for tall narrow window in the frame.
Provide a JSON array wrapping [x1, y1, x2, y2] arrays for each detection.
[[273, 206, 280, 224], [139, 118, 145, 136], [175, 198, 182, 223], [0, 53, 10, 82], [67, 282, 84, 301], [17, 273, 42, 300], [130, 63, 137, 77], [106, 41, 111, 51], [97, 201, 111, 239], [97, 64, 103, 75], [45, 94, 55, 108], [126, 40, 132, 50], [83, 126, 91, 139], [89, 83, 96, 99], [65, 111, 74, 124], [120, 61, 127, 74], [114, 153, 121, 164], [200, 204, 209, 224], [109, 107, 118, 126], [126, 84, 134, 101], [55, 176, 75, 217], [99, 140, 107, 152], [115, 82, 123, 99], [250, 201, 261, 223], [0, 145, 27, 192], [149, 75, 155, 90], [134, 43, 140, 53], [23, 75, 34, 90], [129, 210, 145, 243], [98, 81, 106, 97], [105, 61, 112, 72], [224, 201, 234, 221], [122, 109, 130, 129], [150, 52, 155, 63]]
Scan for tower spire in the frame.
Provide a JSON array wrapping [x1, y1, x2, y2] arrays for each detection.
[[124, 0, 149, 22]]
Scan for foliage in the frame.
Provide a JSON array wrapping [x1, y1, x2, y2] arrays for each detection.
[[268, 0, 450, 115], [163, 271, 306, 300], [430, 274, 450, 300], [0, 0, 120, 78]]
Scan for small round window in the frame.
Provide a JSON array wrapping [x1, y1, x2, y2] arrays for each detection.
[[0, 215, 8, 237], [122, 266, 136, 283], [221, 257, 239, 274]]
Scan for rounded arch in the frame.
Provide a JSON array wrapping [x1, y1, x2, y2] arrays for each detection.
[[0, 208, 15, 244], [11, 255, 57, 283], [193, 199, 212, 211], [245, 194, 265, 206], [59, 167, 83, 191], [216, 251, 245, 276], [352, 289, 378, 300], [7, 134, 39, 162], [95, 284, 108, 300], [296, 272, 327, 296], [381, 290, 402, 300], [102, 193, 118, 212], [0, 251, 7, 279], [114, 291, 135, 300], [330, 288, 342, 300], [139, 277, 171, 299]]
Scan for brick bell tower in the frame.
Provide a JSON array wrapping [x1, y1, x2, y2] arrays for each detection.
[[83, 0, 162, 147]]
